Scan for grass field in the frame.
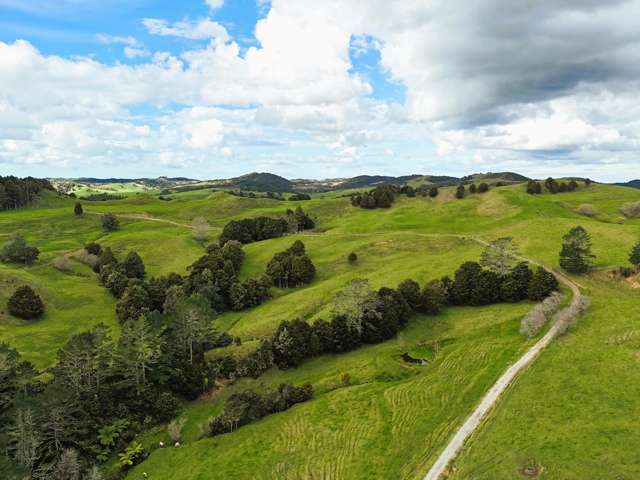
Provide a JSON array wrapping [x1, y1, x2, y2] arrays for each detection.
[[1, 182, 639, 478]]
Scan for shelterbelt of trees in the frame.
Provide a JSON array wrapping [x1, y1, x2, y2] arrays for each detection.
[[0, 176, 54, 210]]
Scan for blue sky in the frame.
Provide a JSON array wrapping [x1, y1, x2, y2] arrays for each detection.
[[1, 1, 638, 181]]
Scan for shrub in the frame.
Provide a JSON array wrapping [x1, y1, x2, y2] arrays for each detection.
[[85, 242, 102, 256], [7, 286, 45, 319], [153, 392, 181, 423], [0, 234, 39, 264], [630, 240, 640, 266], [74, 202, 83, 216], [519, 292, 562, 337], [428, 186, 439, 198], [347, 252, 358, 264], [555, 296, 591, 335], [52, 256, 72, 272], [621, 201, 640, 219], [102, 213, 120, 231], [576, 204, 597, 217], [192, 216, 210, 243], [455, 185, 465, 199], [74, 249, 98, 268], [167, 418, 186, 443], [122, 251, 145, 279], [478, 182, 489, 193]]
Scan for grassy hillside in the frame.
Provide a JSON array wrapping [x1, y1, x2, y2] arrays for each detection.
[[1, 181, 639, 479]]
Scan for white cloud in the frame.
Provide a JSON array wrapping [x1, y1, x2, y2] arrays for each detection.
[[205, 0, 224, 9], [143, 18, 229, 42]]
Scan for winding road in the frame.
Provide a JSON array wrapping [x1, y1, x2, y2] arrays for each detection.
[[423, 259, 582, 480]]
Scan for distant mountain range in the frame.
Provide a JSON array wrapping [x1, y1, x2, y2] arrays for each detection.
[[50, 172, 640, 194]]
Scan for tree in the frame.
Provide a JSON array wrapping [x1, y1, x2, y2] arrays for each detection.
[[348, 252, 358, 264], [116, 315, 162, 395], [73, 202, 83, 216], [469, 183, 477, 194], [559, 226, 595, 274], [480, 237, 519, 276], [8, 285, 45, 319], [398, 279, 422, 311], [192, 216, 210, 243], [420, 279, 448, 314], [478, 182, 489, 193], [52, 448, 80, 480], [455, 184, 465, 199], [428, 186, 439, 198], [122, 251, 145, 279], [332, 279, 380, 334], [116, 284, 151, 323], [84, 242, 102, 256], [93, 246, 117, 273], [528, 267, 559, 301], [101, 213, 119, 231], [221, 240, 245, 272], [568, 180, 578, 191], [500, 262, 533, 302], [630, 240, 640, 267], [0, 234, 39, 264], [585, 178, 592, 186], [7, 408, 40, 471], [526, 180, 542, 194], [171, 294, 216, 365]]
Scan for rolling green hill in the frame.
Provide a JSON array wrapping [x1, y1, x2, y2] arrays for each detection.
[[1, 180, 639, 479]]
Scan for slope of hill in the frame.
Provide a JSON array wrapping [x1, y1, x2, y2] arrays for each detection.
[[614, 179, 640, 189]]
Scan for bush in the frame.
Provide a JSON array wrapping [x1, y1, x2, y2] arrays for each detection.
[[555, 296, 591, 335], [74, 249, 98, 268], [428, 186, 439, 198], [192, 216, 210, 243], [577, 204, 597, 217], [621, 201, 640, 219], [347, 252, 358, 264], [0, 234, 39, 264], [478, 182, 489, 193], [153, 392, 181, 423], [52, 256, 72, 272], [520, 292, 562, 337], [84, 242, 102, 256], [102, 213, 120, 231], [167, 418, 186, 443], [122, 251, 145, 279], [74, 202, 83, 216], [7, 286, 45, 319]]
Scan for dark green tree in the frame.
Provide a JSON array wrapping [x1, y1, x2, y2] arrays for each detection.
[[478, 182, 489, 193], [455, 184, 465, 199], [347, 252, 358, 264], [122, 251, 145, 279], [469, 183, 477, 194], [116, 284, 151, 323], [428, 186, 439, 198], [73, 202, 83, 216], [8, 286, 44, 319], [101, 213, 119, 231], [559, 226, 595, 274], [398, 279, 422, 311], [527, 267, 559, 301], [629, 240, 640, 267], [526, 181, 542, 194]]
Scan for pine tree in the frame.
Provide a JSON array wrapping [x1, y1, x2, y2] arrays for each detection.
[[559, 226, 595, 274], [122, 251, 145, 279], [73, 202, 83, 216]]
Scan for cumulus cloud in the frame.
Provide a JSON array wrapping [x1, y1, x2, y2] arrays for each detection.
[[2, 0, 640, 179]]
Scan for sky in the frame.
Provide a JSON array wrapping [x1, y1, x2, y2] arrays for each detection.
[[1, 0, 639, 181]]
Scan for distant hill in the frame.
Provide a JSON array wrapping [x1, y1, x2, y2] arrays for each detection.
[[74, 177, 198, 185], [614, 179, 640, 189], [212, 172, 294, 193], [461, 172, 530, 184]]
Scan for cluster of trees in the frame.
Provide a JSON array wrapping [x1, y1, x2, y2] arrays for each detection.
[[83, 193, 125, 201], [289, 193, 311, 201], [213, 251, 559, 380], [208, 383, 313, 436], [226, 190, 284, 200], [417, 185, 440, 198], [351, 185, 397, 209], [527, 177, 586, 195], [454, 183, 489, 199], [266, 241, 316, 288], [0, 176, 54, 211], [219, 207, 314, 245], [0, 234, 39, 264]]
